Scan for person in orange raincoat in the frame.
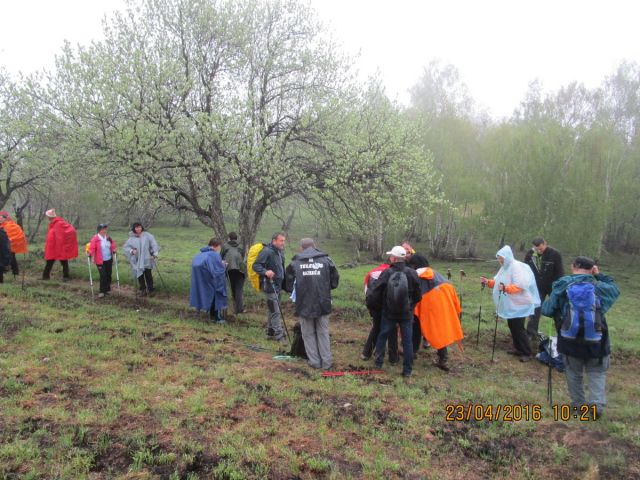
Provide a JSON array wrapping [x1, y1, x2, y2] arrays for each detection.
[[413, 266, 464, 372], [0, 211, 28, 276]]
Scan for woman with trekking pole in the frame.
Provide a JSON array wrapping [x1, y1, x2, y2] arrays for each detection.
[[480, 245, 540, 363], [88, 223, 117, 298], [123, 222, 160, 296]]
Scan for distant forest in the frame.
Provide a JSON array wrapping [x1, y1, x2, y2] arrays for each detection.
[[1, 0, 638, 259]]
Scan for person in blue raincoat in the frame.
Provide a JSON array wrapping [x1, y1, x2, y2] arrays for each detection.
[[480, 245, 540, 362], [190, 239, 228, 323]]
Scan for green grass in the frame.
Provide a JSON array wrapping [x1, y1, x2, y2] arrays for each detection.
[[0, 218, 639, 478]]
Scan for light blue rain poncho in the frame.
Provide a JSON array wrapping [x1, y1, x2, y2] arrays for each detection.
[[492, 245, 540, 319]]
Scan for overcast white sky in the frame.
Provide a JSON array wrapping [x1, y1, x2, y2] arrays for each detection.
[[1, 0, 638, 119]]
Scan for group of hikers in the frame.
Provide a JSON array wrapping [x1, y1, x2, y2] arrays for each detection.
[[0, 210, 621, 418]]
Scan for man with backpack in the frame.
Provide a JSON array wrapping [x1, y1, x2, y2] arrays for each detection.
[[361, 261, 399, 364], [542, 256, 619, 418], [366, 246, 421, 377], [252, 232, 288, 347], [524, 237, 564, 342], [284, 238, 339, 369], [221, 232, 246, 314]]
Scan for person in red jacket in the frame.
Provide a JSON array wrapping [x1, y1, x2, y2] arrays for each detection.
[[42, 209, 78, 281], [88, 223, 117, 297]]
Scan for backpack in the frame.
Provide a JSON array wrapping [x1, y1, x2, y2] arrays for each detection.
[[385, 270, 410, 316], [246, 242, 266, 292], [289, 322, 308, 359], [560, 281, 603, 343]]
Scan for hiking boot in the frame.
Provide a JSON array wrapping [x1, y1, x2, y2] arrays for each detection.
[[374, 362, 383, 369], [360, 353, 371, 361], [519, 355, 533, 363], [98, 293, 105, 298], [506, 350, 521, 356], [435, 359, 450, 372], [402, 371, 412, 378]]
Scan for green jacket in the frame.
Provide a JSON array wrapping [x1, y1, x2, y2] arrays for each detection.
[[541, 273, 620, 359], [221, 240, 246, 273]]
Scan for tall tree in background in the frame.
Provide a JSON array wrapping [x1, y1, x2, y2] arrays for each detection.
[[42, 0, 395, 247], [0, 69, 60, 213]]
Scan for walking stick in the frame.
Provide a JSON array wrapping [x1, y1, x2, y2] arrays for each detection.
[[114, 252, 121, 290], [459, 270, 466, 319], [491, 285, 505, 363], [153, 258, 167, 289], [86, 255, 95, 301], [476, 283, 485, 346], [270, 278, 291, 345], [547, 319, 554, 406], [21, 253, 26, 291]]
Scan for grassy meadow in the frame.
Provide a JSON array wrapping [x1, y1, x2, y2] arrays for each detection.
[[1, 219, 639, 479]]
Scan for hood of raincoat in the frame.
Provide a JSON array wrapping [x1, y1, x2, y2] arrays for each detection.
[[493, 245, 540, 318]]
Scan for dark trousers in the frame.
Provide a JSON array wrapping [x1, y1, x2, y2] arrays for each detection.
[[137, 269, 154, 292], [97, 259, 113, 294], [10, 253, 18, 275], [375, 314, 413, 375], [437, 347, 448, 362], [412, 316, 422, 354], [227, 270, 245, 313], [0, 265, 6, 283], [508, 316, 532, 356], [43, 260, 70, 279], [209, 296, 223, 321], [362, 311, 398, 362]]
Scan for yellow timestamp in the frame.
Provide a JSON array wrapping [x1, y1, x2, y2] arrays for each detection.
[[445, 403, 598, 422]]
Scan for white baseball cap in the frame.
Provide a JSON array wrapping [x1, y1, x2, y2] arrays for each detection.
[[386, 246, 407, 258]]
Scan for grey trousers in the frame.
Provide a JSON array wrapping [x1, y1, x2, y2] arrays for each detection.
[[265, 291, 285, 340], [562, 354, 610, 414], [299, 315, 332, 369]]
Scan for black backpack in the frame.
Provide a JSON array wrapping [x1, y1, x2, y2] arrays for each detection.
[[385, 270, 410, 316], [289, 322, 308, 359]]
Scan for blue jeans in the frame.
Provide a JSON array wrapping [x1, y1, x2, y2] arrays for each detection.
[[375, 313, 413, 375], [562, 354, 610, 415]]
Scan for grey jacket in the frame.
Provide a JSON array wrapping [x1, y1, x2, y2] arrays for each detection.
[[123, 231, 160, 278]]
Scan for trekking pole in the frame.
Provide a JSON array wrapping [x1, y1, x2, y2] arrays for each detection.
[[491, 285, 505, 363], [459, 270, 466, 319], [269, 278, 291, 345], [86, 255, 95, 301], [114, 252, 121, 290], [447, 268, 451, 281], [547, 318, 554, 406], [476, 283, 485, 347], [21, 253, 26, 291], [222, 269, 232, 320], [154, 258, 167, 289]]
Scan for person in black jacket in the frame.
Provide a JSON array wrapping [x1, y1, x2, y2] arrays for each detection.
[[402, 241, 430, 357], [367, 246, 421, 377], [0, 227, 11, 283], [284, 238, 339, 369], [252, 232, 288, 346], [221, 232, 246, 314], [523, 237, 564, 340]]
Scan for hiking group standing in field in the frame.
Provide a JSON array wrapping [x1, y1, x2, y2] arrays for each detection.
[[0, 208, 621, 417]]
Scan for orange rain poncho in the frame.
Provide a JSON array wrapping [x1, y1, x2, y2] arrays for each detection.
[[413, 267, 464, 350]]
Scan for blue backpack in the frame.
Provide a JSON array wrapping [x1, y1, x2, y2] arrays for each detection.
[[560, 281, 603, 343]]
